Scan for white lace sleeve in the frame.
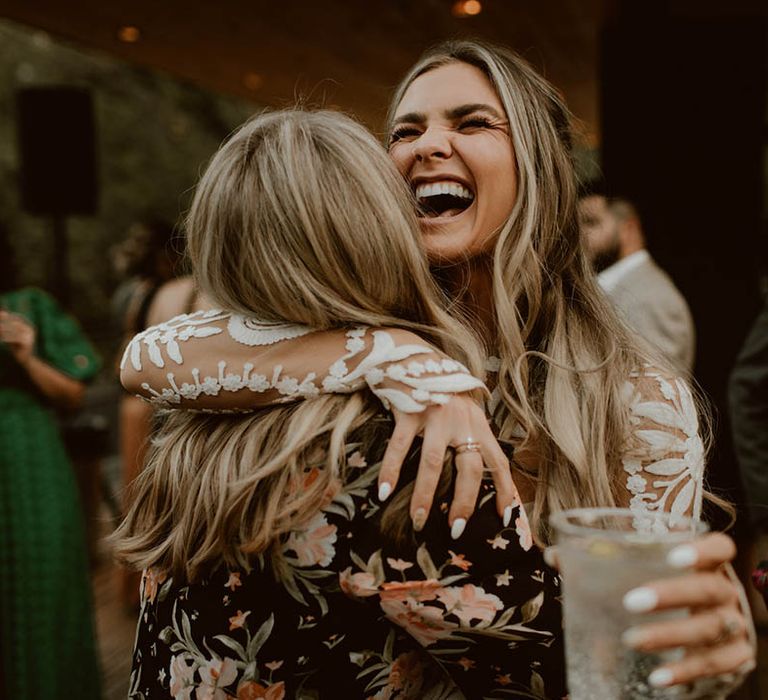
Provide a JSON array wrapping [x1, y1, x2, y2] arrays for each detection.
[[120, 310, 485, 413], [619, 368, 705, 524]]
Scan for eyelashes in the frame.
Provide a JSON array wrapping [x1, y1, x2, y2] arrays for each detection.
[[388, 115, 498, 146], [389, 126, 422, 144], [458, 116, 495, 130]]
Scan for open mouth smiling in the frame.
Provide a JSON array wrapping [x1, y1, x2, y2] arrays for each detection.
[[414, 180, 475, 219]]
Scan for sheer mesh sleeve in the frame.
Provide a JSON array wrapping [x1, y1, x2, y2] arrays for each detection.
[[617, 367, 704, 524], [120, 310, 486, 413]]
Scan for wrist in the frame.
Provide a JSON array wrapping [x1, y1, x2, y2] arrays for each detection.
[[15, 352, 34, 371]]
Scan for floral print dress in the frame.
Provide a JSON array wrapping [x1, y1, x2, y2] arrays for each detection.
[[130, 419, 566, 699]]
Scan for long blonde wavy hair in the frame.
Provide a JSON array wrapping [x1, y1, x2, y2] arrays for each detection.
[[387, 40, 718, 539], [113, 109, 485, 582]]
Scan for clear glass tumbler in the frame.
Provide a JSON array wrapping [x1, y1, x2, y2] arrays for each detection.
[[550, 507, 706, 699]]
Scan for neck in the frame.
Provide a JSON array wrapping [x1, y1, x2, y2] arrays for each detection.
[[434, 256, 496, 346]]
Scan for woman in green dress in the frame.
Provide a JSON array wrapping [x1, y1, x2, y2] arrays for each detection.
[[0, 225, 101, 698]]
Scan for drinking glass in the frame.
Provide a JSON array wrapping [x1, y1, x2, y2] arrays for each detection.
[[550, 507, 707, 699]]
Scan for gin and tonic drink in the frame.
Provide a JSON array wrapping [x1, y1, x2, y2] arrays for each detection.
[[550, 508, 705, 699]]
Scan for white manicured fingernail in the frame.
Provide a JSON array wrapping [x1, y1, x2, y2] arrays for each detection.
[[667, 544, 698, 569], [648, 668, 674, 688], [623, 587, 659, 613], [450, 518, 467, 540], [621, 627, 647, 648], [543, 547, 558, 568], [502, 505, 512, 527], [378, 482, 392, 502], [412, 508, 427, 532]]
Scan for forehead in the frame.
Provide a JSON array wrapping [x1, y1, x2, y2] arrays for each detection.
[[395, 61, 503, 118], [578, 195, 609, 219]]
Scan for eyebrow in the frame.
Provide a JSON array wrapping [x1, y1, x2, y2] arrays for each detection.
[[392, 103, 505, 126]]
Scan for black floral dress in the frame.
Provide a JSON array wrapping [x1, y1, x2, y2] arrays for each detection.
[[130, 420, 566, 700]]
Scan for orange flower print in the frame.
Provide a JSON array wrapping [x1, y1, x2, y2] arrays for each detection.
[[457, 656, 476, 671], [495, 673, 512, 686], [237, 680, 286, 700], [448, 550, 473, 571], [169, 654, 195, 699], [385, 651, 424, 694], [228, 609, 251, 630], [198, 657, 238, 700], [142, 567, 167, 604], [516, 515, 533, 551], [380, 598, 457, 646], [225, 571, 242, 592], [436, 584, 503, 625], [379, 579, 441, 603], [339, 568, 379, 598], [283, 512, 337, 567]]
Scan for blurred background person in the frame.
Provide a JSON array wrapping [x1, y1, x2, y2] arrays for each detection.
[[579, 186, 696, 374], [110, 218, 182, 609], [110, 219, 210, 609], [110, 218, 182, 347], [730, 293, 768, 615], [0, 221, 101, 699]]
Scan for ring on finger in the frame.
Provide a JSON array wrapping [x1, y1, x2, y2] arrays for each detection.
[[713, 615, 741, 644], [454, 437, 481, 454]]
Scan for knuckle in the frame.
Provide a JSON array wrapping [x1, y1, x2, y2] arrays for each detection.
[[680, 653, 710, 679], [388, 433, 411, 452], [707, 615, 725, 644], [711, 533, 737, 560], [735, 640, 756, 664], [422, 449, 445, 471], [702, 575, 726, 601]]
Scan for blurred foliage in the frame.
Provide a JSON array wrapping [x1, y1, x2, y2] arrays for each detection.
[[0, 19, 256, 360]]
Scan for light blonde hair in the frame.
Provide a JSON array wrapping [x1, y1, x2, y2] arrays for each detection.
[[113, 109, 484, 581], [387, 40, 722, 540]]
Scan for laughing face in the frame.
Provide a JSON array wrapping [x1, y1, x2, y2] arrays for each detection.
[[388, 61, 518, 263]]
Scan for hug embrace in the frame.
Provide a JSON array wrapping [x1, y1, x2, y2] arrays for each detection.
[[115, 40, 755, 699]]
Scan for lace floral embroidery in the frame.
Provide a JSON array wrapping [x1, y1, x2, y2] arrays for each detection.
[[622, 369, 703, 526], [120, 309, 226, 372], [227, 314, 313, 346], [125, 313, 485, 414]]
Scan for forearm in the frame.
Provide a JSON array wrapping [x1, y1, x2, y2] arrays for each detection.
[[120, 311, 485, 412], [20, 355, 85, 409], [616, 368, 703, 520]]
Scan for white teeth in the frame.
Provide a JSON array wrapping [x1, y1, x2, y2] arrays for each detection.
[[415, 181, 474, 201]]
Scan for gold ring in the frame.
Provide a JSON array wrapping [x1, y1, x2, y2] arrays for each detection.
[[454, 440, 481, 455], [714, 616, 741, 644]]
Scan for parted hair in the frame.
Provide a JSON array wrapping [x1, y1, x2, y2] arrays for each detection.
[[387, 40, 719, 540], [112, 109, 485, 581]]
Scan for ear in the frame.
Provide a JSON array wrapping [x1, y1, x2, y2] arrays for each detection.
[[619, 216, 644, 247]]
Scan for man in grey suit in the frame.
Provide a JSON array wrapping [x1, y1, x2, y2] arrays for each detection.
[[578, 193, 696, 373]]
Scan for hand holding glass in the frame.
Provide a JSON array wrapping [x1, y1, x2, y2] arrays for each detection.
[[551, 508, 707, 699]]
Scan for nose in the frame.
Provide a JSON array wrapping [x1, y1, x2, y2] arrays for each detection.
[[412, 126, 453, 161]]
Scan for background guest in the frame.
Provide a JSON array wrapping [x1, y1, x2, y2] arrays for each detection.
[[579, 187, 696, 374], [730, 294, 768, 613], [110, 218, 183, 608], [0, 221, 102, 699]]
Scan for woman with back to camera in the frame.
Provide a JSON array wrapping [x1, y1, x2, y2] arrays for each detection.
[[116, 108, 566, 699], [122, 41, 755, 695]]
